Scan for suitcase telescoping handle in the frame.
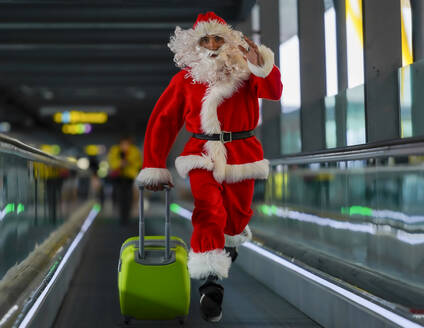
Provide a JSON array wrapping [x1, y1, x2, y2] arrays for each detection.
[[138, 185, 171, 261]]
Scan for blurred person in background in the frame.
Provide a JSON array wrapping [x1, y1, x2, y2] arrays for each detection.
[[108, 136, 142, 225], [88, 155, 105, 206]]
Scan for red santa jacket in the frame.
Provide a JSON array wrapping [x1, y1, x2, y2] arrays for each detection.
[[136, 45, 283, 186]]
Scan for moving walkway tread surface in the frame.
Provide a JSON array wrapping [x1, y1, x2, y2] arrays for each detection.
[[53, 204, 322, 327]]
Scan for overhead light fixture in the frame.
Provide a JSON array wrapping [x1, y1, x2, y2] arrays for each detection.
[[77, 157, 90, 170], [19, 85, 34, 96], [0, 122, 11, 133], [128, 88, 146, 100], [41, 89, 54, 100], [62, 124, 92, 135], [54, 111, 107, 124]]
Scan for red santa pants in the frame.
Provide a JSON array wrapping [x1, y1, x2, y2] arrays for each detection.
[[188, 168, 255, 253]]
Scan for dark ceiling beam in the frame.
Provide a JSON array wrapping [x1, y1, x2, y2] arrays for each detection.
[[0, 45, 172, 61], [0, 62, 177, 73], [19, 87, 172, 102], [31, 98, 158, 107], [0, 4, 238, 23], [0, 57, 172, 66], [0, 29, 175, 44], [39, 86, 170, 93], [0, 0, 256, 152], [0, 22, 191, 29], [0, 75, 175, 87], [0, 0, 235, 4], [27, 100, 158, 108], [235, 0, 256, 21]]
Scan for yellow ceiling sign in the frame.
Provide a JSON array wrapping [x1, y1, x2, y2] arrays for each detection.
[[62, 123, 92, 134], [54, 111, 108, 124]]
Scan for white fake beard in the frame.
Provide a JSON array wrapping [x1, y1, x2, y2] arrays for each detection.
[[188, 43, 249, 85]]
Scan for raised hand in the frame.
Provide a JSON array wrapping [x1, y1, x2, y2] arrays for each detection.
[[238, 36, 264, 67]]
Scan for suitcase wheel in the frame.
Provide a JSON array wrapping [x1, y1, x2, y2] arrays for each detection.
[[123, 316, 131, 325], [177, 316, 186, 325]]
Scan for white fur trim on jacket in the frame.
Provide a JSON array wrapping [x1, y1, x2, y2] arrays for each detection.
[[200, 79, 246, 134], [247, 45, 275, 78], [225, 225, 252, 247], [225, 159, 269, 183], [199, 71, 249, 183], [204, 141, 227, 183], [175, 154, 214, 178], [135, 168, 173, 186], [175, 156, 270, 183], [188, 249, 232, 280]]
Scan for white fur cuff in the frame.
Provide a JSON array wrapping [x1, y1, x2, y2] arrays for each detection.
[[135, 168, 173, 187], [174, 156, 270, 183], [175, 155, 214, 179], [247, 45, 275, 78], [225, 225, 252, 247], [188, 249, 232, 280], [225, 159, 270, 183]]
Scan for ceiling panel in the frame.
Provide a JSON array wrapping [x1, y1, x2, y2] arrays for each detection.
[[0, 0, 256, 153]]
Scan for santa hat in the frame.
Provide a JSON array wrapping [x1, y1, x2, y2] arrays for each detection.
[[191, 11, 234, 40], [193, 12, 227, 29]]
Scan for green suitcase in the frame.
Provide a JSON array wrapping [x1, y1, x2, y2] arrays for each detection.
[[118, 186, 190, 324]]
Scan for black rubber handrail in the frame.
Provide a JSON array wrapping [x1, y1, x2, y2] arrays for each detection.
[[0, 133, 79, 169], [270, 136, 424, 165]]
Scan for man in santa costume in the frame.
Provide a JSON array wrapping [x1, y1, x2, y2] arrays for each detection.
[[136, 12, 282, 322]]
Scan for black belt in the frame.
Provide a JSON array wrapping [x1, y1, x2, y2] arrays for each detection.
[[192, 130, 254, 143]]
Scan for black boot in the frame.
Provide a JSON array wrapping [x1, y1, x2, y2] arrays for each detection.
[[199, 275, 224, 322], [225, 246, 238, 262]]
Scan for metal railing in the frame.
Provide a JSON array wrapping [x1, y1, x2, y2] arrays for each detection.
[[0, 133, 78, 169], [270, 136, 424, 165]]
